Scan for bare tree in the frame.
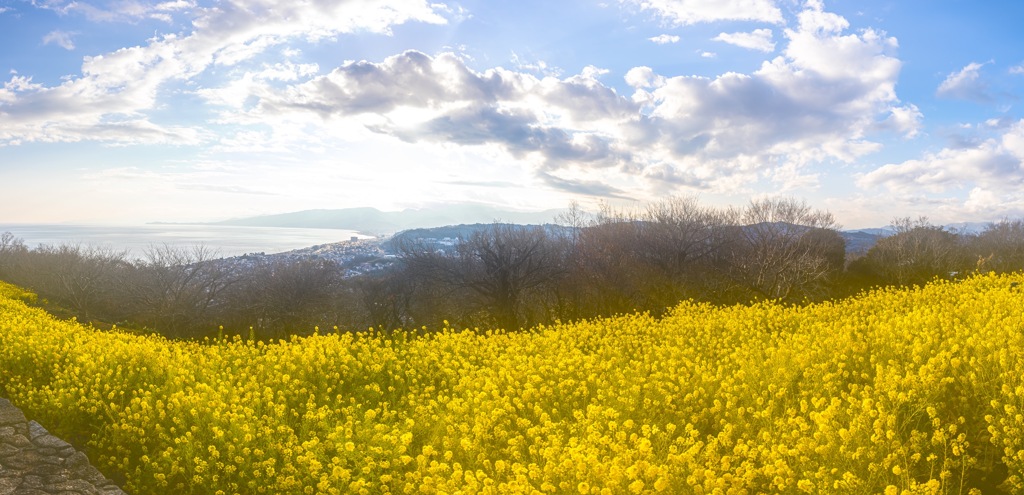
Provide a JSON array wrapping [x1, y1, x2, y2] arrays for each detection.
[[23, 244, 128, 320], [469, 224, 564, 329], [554, 200, 592, 250], [727, 198, 845, 301], [353, 268, 416, 331], [392, 234, 470, 327], [562, 198, 735, 314], [572, 204, 650, 315], [0, 232, 27, 279], [972, 218, 1024, 273], [855, 217, 968, 286], [124, 245, 233, 337], [234, 258, 344, 337], [639, 196, 736, 301], [397, 223, 565, 330]]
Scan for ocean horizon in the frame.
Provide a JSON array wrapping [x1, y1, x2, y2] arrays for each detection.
[[0, 223, 369, 259]]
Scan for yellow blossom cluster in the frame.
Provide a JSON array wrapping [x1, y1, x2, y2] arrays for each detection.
[[1, 274, 1023, 494]]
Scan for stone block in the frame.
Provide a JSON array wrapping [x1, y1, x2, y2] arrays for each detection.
[[0, 400, 26, 428], [5, 434, 31, 449], [63, 451, 91, 469], [47, 478, 98, 492], [3, 449, 45, 470], [0, 398, 127, 495], [0, 477, 19, 495]]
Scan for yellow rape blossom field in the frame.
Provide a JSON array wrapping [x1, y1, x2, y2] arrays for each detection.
[[3, 274, 1024, 494]]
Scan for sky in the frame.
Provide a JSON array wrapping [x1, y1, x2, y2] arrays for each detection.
[[1, 0, 1023, 228]]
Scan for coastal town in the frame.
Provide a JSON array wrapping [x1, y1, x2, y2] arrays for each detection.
[[217, 229, 466, 279], [219, 237, 396, 278]]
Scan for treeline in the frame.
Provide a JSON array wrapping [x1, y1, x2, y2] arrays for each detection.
[[2, 197, 1024, 339], [382, 198, 1023, 331], [386, 197, 843, 331], [0, 236, 351, 338]]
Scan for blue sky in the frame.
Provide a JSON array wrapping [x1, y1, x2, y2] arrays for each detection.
[[1, 0, 1023, 228]]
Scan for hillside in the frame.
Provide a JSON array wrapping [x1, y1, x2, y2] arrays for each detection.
[[2, 275, 1023, 493]]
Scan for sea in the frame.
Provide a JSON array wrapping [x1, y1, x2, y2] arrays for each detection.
[[0, 223, 368, 259]]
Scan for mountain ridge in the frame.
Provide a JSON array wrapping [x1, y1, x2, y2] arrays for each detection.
[[183, 207, 1008, 255], [201, 205, 566, 235]]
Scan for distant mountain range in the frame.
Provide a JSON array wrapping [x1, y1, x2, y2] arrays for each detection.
[[195, 207, 1003, 254], [204, 205, 565, 235], [839, 222, 992, 253], [840, 230, 888, 254]]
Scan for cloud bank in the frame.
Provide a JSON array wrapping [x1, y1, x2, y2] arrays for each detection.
[[21, 0, 1013, 222], [0, 0, 449, 146], [2, 0, 921, 202], [859, 120, 1024, 218]]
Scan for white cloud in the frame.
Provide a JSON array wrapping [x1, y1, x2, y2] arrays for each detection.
[[617, 0, 906, 190], [42, 30, 77, 50], [578, 66, 610, 80], [246, 51, 638, 186], [30, 0, 194, 22], [154, 0, 195, 11], [712, 29, 775, 52], [858, 120, 1024, 202], [1010, 64, 1024, 75], [510, 52, 560, 76], [878, 104, 923, 138], [649, 34, 680, 44], [620, 0, 784, 25], [859, 144, 1011, 193], [624, 66, 665, 90], [4, 0, 919, 205], [1, 75, 43, 99], [430, 3, 471, 22], [825, 193, 970, 227], [0, 0, 449, 147], [197, 61, 320, 109], [231, 0, 911, 200], [769, 162, 820, 192], [936, 62, 991, 101]]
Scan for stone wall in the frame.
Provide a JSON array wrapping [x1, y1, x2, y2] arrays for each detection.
[[0, 397, 126, 495]]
